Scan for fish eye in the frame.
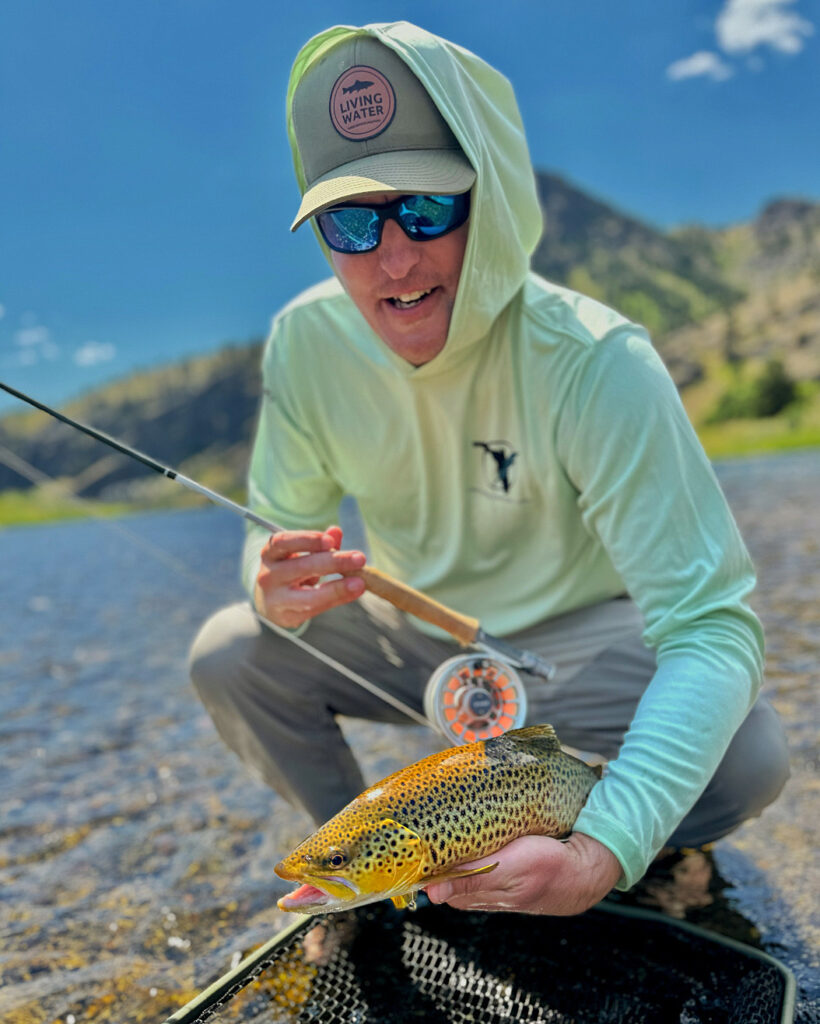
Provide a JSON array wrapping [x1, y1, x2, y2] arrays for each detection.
[[329, 852, 347, 868]]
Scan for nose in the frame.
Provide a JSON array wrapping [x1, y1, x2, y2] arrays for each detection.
[[377, 218, 421, 279]]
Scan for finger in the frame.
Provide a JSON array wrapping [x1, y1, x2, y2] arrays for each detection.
[[425, 881, 455, 904], [324, 525, 343, 549], [277, 575, 366, 619], [262, 530, 336, 562], [425, 856, 503, 905], [426, 877, 498, 905], [262, 549, 366, 587], [442, 900, 500, 913]]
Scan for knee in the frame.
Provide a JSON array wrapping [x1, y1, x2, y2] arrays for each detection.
[[714, 698, 790, 823], [188, 602, 262, 700], [671, 699, 790, 848]]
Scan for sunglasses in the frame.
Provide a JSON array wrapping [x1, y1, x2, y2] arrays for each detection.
[[315, 192, 470, 254]]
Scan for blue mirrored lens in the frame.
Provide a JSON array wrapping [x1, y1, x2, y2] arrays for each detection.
[[399, 195, 462, 238], [316, 192, 470, 254], [318, 207, 381, 253]]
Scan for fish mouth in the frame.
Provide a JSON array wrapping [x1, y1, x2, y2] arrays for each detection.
[[276, 874, 360, 912]]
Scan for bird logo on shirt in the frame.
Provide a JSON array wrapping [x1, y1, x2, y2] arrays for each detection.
[[473, 441, 518, 494]]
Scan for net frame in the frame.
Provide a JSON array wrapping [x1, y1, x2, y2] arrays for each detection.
[[161, 900, 796, 1024]]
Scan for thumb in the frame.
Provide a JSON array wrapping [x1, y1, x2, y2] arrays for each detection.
[[323, 525, 343, 549], [425, 859, 499, 905], [425, 880, 454, 904]]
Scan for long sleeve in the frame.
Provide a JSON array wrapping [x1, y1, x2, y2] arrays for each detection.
[[241, 319, 343, 598], [556, 329, 764, 888]]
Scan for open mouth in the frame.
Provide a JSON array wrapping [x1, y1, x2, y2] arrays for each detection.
[[277, 875, 360, 912], [278, 882, 332, 911], [387, 288, 434, 310]]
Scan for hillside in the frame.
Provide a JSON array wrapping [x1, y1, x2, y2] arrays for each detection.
[[0, 344, 263, 505], [532, 172, 744, 338], [1, 171, 818, 520]]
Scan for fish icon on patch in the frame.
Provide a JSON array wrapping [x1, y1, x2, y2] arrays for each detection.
[[342, 79, 374, 94], [329, 64, 396, 140]]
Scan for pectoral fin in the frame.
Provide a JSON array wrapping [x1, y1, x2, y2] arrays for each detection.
[[379, 819, 425, 907], [390, 864, 498, 909], [425, 861, 499, 886], [379, 818, 423, 853]]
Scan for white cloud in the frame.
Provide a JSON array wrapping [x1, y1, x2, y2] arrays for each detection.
[[667, 0, 813, 82], [13, 324, 59, 364], [15, 325, 51, 347], [666, 51, 734, 81], [74, 340, 116, 367], [717, 0, 814, 54]]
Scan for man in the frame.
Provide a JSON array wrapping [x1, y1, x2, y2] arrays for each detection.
[[189, 22, 788, 916]]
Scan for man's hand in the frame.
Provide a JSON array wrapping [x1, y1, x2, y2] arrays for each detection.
[[424, 832, 623, 916], [254, 526, 366, 629]]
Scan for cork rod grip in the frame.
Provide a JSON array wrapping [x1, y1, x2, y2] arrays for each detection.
[[356, 566, 480, 647]]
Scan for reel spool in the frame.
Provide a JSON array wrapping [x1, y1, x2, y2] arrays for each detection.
[[423, 654, 528, 745]]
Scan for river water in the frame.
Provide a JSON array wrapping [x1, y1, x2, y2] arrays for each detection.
[[0, 451, 817, 1023]]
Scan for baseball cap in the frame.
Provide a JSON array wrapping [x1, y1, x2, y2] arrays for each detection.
[[290, 34, 476, 231]]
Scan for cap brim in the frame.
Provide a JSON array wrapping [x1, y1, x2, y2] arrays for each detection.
[[291, 149, 476, 231]]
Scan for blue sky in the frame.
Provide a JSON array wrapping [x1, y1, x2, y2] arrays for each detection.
[[1, 0, 818, 414]]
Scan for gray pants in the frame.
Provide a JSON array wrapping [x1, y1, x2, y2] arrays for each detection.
[[189, 595, 789, 846]]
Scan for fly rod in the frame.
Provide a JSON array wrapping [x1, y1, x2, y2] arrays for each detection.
[[0, 380, 554, 680]]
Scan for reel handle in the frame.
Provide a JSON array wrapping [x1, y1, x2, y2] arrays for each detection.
[[356, 566, 480, 646]]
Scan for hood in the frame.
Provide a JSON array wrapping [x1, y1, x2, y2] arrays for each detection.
[[286, 21, 543, 376]]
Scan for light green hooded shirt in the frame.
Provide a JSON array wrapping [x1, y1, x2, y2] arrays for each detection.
[[244, 22, 764, 888]]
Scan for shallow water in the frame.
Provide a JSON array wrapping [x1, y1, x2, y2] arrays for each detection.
[[0, 452, 817, 1023]]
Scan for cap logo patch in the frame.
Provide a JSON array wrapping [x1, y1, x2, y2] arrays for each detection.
[[329, 64, 396, 141]]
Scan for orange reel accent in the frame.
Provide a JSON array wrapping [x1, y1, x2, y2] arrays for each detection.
[[423, 655, 528, 746]]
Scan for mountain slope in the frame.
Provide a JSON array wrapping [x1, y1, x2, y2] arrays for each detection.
[[0, 344, 263, 500], [532, 172, 744, 336], [1, 172, 818, 515]]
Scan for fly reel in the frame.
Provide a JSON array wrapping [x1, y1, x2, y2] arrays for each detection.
[[423, 654, 528, 745]]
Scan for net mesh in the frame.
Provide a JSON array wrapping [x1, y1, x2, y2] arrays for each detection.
[[172, 902, 790, 1024]]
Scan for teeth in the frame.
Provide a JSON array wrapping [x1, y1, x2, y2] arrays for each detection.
[[389, 289, 432, 308]]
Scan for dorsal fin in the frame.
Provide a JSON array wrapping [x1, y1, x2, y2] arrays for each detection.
[[504, 724, 561, 749]]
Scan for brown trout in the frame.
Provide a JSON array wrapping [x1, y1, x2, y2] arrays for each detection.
[[275, 724, 602, 914]]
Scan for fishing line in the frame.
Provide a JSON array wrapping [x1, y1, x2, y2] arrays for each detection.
[[0, 380, 282, 534], [0, 380, 542, 742], [0, 439, 434, 730], [0, 442, 223, 592]]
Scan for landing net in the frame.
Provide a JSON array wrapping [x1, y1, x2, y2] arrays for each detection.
[[162, 901, 794, 1024]]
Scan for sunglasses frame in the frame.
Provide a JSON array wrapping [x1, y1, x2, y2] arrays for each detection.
[[315, 192, 471, 254]]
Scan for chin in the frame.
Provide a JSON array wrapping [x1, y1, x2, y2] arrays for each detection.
[[384, 333, 448, 366]]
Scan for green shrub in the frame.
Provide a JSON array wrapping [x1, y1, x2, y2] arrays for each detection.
[[707, 360, 798, 423], [754, 359, 797, 417]]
